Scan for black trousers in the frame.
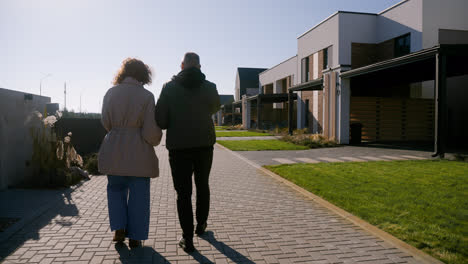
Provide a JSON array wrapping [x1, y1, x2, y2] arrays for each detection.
[[169, 146, 213, 239]]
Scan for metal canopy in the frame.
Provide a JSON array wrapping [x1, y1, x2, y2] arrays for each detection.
[[246, 93, 297, 102], [340, 45, 468, 79], [288, 78, 323, 92]]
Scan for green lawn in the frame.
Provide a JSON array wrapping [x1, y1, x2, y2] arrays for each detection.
[[217, 139, 309, 151], [265, 160, 468, 264], [216, 131, 272, 137]]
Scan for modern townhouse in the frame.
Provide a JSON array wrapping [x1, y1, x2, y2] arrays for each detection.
[[248, 0, 468, 156]]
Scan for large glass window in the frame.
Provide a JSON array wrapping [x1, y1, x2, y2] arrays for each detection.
[[395, 34, 411, 57]]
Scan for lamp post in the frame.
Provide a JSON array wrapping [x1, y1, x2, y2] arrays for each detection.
[[39, 73, 52, 96]]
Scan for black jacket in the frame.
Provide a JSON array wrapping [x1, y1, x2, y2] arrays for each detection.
[[155, 67, 220, 150]]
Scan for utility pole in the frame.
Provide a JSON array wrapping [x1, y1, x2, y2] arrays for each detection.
[[39, 73, 52, 96], [79, 89, 86, 113], [64, 82, 67, 111]]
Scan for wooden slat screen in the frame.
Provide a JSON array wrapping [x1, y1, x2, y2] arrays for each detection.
[[350, 97, 434, 142]]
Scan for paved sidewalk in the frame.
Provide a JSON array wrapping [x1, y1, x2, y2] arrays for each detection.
[[0, 144, 432, 263]]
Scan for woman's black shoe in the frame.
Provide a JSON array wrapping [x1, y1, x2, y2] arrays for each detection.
[[113, 229, 126, 242], [129, 239, 142, 249]]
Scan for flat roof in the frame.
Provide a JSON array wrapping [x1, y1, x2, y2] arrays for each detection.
[[378, 0, 409, 15], [297, 11, 377, 39], [259, 55, 297, 77]]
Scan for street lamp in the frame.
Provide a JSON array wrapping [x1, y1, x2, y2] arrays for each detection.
[[39, 73, 52, 96]]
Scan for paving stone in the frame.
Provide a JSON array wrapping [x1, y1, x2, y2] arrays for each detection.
[[0, 134, 433, 264]]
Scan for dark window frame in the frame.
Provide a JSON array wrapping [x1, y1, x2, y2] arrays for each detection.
[[394, 33, 411, 57], [301, 57, 310, 83], [323, 48, 328, 69]]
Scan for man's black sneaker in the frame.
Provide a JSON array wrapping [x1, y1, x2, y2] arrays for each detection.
[[195, 222, 207, 236], [179, 237, 195, 253]]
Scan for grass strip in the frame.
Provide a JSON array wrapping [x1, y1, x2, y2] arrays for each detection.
[[265, 160, 468, 264], [217, 139, 309, 151], [216, 131, 272, 137]]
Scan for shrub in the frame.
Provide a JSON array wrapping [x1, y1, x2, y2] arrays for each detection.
[[226, 124, 244, 130], [30, 111, 87, 188], [280, 133, 339, 149], [84, 153, 100, 175]]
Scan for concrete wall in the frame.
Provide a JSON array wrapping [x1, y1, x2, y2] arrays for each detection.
[[259, 56, 297, 88], [235, 72, 240, 101], [338, 13, 378, 66], [0, 88, 51, 190], [377, 0, 423, 52], [439, 29, 468, 45], [297, 14, 339, 84], [423, 0, 468, 48]]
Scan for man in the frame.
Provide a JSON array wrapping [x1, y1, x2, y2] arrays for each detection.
[[155, 52, 220, 253]]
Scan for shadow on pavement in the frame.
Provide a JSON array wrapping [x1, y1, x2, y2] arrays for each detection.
[[198, 231, 255, 264], [0, 184, 82, 262], [115, 243, 170, 264], [189, 250, 215, 264]]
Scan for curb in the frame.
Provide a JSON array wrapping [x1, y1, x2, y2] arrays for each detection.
[[215, 143, 444, 264]]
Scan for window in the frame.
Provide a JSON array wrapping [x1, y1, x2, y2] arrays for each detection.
[[323, 48, 328, 69], [305, 100, 310, 128], [301, 57, 309, 83], [394, 34, 410, 57]]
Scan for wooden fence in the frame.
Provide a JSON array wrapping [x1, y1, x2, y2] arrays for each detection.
[[350, 97, 434, 142]]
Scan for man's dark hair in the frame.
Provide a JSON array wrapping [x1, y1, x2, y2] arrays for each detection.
[[183, 52, 200, 68]]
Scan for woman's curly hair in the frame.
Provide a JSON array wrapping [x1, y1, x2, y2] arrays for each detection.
[[113, 58, 152, 85]]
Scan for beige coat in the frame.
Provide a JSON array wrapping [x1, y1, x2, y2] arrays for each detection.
[[98, 77, 162, 178]]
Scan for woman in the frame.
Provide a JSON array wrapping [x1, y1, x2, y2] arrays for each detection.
[[98, 58, 162, 248]]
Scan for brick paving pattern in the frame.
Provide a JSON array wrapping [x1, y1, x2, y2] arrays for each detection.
[[0, 144, 426, 263]]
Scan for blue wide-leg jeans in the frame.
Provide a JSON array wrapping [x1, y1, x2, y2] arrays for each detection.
[[107, 175, 150, 240]]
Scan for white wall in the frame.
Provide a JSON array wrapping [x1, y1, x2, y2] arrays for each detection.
[[0, 88, 51, 190], [297, 14, 339, 83], [259, 56, 297, 87], [378, 0, 423, 52], [338, 13, 378, 65], [423, 0, 468, 48]]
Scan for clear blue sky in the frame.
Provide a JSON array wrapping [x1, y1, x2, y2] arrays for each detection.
[[1, 0, 400, 113]]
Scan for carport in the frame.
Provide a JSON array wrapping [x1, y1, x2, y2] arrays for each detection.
[[288, 78, 323, 135], [243, 93, 297, 130], [340, 44, 468, 157]]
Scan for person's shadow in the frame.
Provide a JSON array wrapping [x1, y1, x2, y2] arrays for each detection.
[[195, 231, 255, 264], [115, 243, 169, 264], [114, 231, 255, 264]]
